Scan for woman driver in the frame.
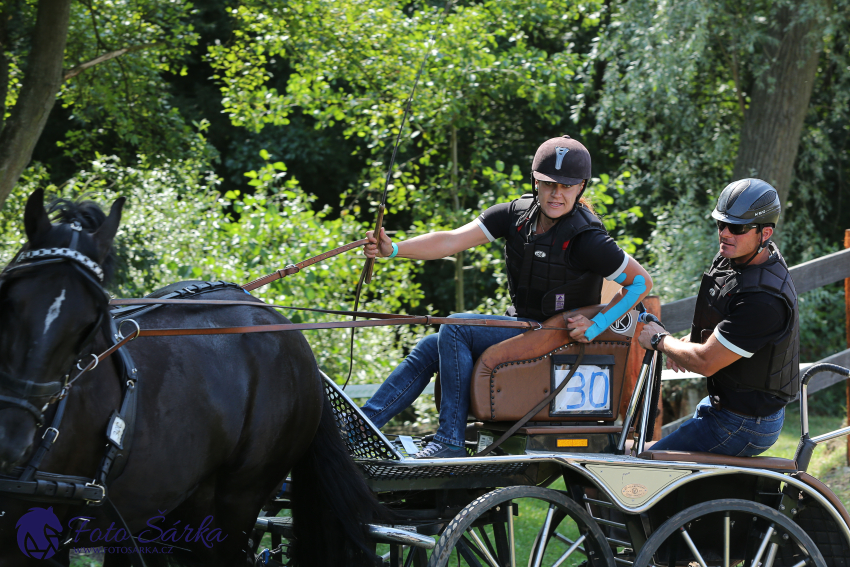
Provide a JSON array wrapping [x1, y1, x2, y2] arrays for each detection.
[[361, 136, 652, 458]]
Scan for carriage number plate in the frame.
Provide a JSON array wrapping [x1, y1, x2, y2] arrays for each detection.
[[552, 364, 611, 413], [477, 434, 494, 454]]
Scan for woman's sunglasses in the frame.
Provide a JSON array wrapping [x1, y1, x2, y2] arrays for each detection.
[[716, 220, 758, 235]]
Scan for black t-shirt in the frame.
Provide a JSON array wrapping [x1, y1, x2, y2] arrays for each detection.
[[476, 201, 627, 280], [707, 291, 790, 416]]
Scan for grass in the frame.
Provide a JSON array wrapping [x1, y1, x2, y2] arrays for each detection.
[[761, 411, 850, 509]]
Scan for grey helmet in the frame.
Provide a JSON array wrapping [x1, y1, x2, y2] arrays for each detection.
[[712, 178, 781, 226]]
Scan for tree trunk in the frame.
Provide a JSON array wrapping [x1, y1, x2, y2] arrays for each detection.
[[0, 0, 72, 210], [451, 125, 464, 313], [732, 3, 824, 218], [0, 2, 11, 134]]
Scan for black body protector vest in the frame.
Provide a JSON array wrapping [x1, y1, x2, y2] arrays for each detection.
[[504, 197, 607, 321], [690, 243, 800, 402]]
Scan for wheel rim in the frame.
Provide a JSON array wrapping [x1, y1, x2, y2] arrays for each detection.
[[631, 498, 828, 567], [429, 485, 615, 567]]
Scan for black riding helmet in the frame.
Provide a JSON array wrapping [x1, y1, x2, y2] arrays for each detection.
[[531, 135, 592, 216], [713, 178, 780, 255]]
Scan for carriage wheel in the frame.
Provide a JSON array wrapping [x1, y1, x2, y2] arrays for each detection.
[[631, 498, 827, 567], [427, 485, 615, 567]]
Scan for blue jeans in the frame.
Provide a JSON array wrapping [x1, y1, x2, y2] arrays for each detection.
[[361, 313, 533, 447], [652, 397, 785, 456]]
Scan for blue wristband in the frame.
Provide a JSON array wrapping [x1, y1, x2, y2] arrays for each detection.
[[584, 274, 647, 341], [388, 242, 399, 259]]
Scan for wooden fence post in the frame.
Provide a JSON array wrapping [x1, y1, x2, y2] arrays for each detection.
[[845, 230, 850, 466]]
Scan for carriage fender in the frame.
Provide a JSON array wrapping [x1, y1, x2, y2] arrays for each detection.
[[565, 459, 850, 551]]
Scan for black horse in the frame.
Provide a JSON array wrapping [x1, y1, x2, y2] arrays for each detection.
[[0, 190, 385, 566]]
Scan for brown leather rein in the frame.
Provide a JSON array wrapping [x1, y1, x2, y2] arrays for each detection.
[[68, 237, 576, 396], [108, 234, 577, 338], [108, 298, 562, 335]]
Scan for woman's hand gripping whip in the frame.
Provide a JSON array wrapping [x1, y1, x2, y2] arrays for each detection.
[[344, 0, 455, 388]]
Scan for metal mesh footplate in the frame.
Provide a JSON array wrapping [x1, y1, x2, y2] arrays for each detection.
[[359, 460, 531, 481], [322, 372, 403, 461], [322, 373, 535, 481]]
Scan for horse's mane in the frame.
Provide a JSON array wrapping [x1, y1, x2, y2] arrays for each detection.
[[45, 198, 116, 285]]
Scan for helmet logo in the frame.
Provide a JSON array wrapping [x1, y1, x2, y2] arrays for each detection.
[[555, 147, 569, 170], [534, 250, 547, 258]]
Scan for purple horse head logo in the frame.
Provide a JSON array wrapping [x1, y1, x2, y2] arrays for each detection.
[[16, 506, 63, 559]]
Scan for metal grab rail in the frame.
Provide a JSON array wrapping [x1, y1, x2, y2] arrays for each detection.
[[795, 363, 850, 472]]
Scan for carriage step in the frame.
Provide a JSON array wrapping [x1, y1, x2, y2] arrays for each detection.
[[594, 517, 627, 529], [254, 517, 436, 550], [583, 495, 617, 509]]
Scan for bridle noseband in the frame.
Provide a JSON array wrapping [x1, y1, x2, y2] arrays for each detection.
[[0, 240, 109, 426]]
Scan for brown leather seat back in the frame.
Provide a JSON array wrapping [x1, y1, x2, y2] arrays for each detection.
[[469, 305, 635, 423]]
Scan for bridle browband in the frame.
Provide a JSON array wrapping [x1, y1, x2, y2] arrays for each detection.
[[15, 247, 105, 281]]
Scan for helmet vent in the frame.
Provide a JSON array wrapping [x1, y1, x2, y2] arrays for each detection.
[[750, 190, 777, 210], [725, 180, 750, 209]]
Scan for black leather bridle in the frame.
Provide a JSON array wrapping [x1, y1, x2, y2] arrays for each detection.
[[0, 235, 109, 427]]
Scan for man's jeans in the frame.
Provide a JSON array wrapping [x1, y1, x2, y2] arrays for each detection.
[[361, 313, 532, 447], [651, 396, 784, 457]]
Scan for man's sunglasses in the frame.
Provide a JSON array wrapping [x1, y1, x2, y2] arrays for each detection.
[[716, 220, 759, 235]]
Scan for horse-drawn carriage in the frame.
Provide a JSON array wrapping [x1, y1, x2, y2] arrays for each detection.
[[252, 304, 850, 567], [1, 191, 849, 567]]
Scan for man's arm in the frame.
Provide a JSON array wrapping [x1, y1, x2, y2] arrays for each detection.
[[637, 322, 741, 376]]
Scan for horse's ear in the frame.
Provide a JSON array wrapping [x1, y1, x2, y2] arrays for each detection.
[[24, 189, 51, 242], [92, 197, 126, 261]]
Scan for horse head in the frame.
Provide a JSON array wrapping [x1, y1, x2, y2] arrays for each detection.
[[0, 189, 124, 472]]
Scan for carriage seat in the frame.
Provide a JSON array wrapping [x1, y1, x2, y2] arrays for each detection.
[[637, 449, 798, 472], [468, 304, 638, 424]]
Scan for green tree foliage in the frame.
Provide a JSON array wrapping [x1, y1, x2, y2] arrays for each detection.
[[208, 0, 644, 314], [595, 0, 850, 359], [2, 0, 848, 388], [0, 0, 203, 208]]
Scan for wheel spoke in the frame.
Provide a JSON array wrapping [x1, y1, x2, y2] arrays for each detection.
[[678, 527, 708, 567], [476, 526, 499, 562], [552, 532, 586, 555], [632, 500, 823, 567], [763, 542, 779, 567], [750, 524, 775, 567], [506, 503, 516, 567], [430, 487, 615, 567], [552, 533, 586, 567], [531, 504, 556, 567], [457, 536, 486, 567], [465, 530, 500, 567]]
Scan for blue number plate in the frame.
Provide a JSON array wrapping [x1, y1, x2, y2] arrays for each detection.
[[552, 364, 611, 413]]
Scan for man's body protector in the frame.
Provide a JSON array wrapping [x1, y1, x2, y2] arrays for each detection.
[[691, 243, 800, 402], [504, 196, 607, 321]]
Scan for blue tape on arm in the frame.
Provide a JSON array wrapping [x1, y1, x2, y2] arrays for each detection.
[[584, 274, 647, 341], [614, 272, 627, 284]]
